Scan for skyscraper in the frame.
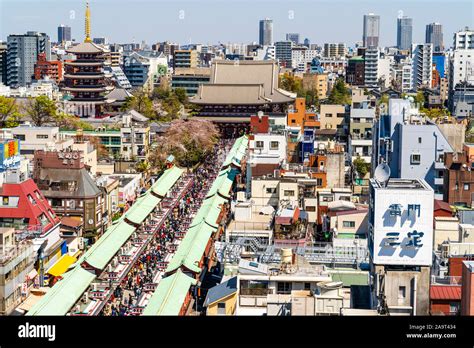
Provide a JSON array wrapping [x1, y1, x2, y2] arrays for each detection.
[[6, 31, 51, 87], [397, 16, 413, 51], [57, 25, 71, 43], [285, 33, 299, 45], [259, 19, 273, 46], [363, 13, 380, 48], [425, 23, 444, 52]]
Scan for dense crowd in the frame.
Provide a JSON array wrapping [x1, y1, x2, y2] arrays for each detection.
[[101, 139, 233, 316]]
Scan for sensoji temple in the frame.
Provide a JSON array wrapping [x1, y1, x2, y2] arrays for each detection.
[[189, 60, 296, 138]]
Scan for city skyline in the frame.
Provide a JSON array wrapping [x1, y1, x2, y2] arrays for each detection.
[[0, 0, 472, 48]]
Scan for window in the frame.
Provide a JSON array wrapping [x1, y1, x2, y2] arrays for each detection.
[[284, 190, 295, 197], [410, 154, 421, 165], [464, 183, 470, 191], [36, 134, 49, 139], [217, 302, 226, 315], [255, 141, 264, 149], [325, 113, 332, 118], [306, 206, 316, 212], [270, 141, 279, 150], [304, 282, 311, 291], [343, 221, 356, 228], [418, 137, 422, 144], [277, 282, 292, 294], [316, 178, 323, 186], [291, 119, 296, 124], [14, 134, 25, 141], [449, 302, 459, 314], [266, 187, 277, 194], [2, 197, 9, 205], [398, 286, 406, 300]]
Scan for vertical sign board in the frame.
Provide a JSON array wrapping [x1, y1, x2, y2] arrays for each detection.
[[0, 139, 21, 170], [373, 186, 434, 266]]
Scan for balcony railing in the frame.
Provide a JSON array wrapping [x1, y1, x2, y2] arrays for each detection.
[[431, 276, 462, 286], [240, 288, 272, 296]]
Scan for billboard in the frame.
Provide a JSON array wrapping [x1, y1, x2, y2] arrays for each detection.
[[0, 139, 20, 170], [372, 187, 434, 266]]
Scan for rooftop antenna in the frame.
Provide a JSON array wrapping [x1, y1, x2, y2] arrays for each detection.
[[374, 163, 391, 187]]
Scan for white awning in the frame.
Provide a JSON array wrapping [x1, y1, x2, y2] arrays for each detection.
[[27, 268, 38, 280]]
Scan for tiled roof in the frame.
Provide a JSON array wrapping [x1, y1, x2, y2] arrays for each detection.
[[430, 285, 462, 300]]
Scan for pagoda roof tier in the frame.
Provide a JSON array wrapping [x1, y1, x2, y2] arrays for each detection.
[[62, 86, 114, 93], [67, 98, 107, 103], [64, 74, 106, 79], [64, 73, 112, 80], [66, 42, 108, 54], [64, 61, 108, 67]]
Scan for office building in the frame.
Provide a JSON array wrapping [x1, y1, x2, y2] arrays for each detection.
[[6, 32, 51, 87], [286, 33, 299, 45], [363, 13, 380, 48], [171, 67, 210, 96], [34, 53, 63, 84], [173, 50, 198, 69], [259, 19, 273, 46], [411, 43, 433, 90], [425, 23, 444, 52], [397, 16, 413, 51], [57, 25, 71, 44], [372, 99, 454, 200], [275, 41, 293, 68], [448, 49, 474, 92], [323, 43, 346, 58], [0, 42, 6, 84], [364, 48, 379, 87], [453, 28, 474, 50], [93, 37, 107, 45], [123, 51, 167, 90], [346, 56, 365, 86]]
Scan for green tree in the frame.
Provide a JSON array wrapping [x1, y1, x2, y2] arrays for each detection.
[[121, 88, 155, 118], [353, 156, 370, 178], [378, 93, 389, 106], [414, 90, 425, 106], [304, 88, 320, 109], [174, 88, 188, 104], [0, 96, 22, 128], [279, 73, 303, 94], [24, 95, 57, 126], [328, 78, 351, 105]]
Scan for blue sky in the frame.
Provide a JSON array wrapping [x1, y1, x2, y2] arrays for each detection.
[[0, 0, 472, 47]]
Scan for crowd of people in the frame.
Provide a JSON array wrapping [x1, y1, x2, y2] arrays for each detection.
[[101, 139, 233, 316]]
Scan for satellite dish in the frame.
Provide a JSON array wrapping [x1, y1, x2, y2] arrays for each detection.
[[374, 163, 391, 186]]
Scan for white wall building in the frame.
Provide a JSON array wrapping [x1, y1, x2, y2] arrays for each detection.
[[411, 43, 433, 90], [369, 178, 434, 266]]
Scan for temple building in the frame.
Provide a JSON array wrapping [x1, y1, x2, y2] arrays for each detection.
[[189, 60, 295, 137], [62, 2, 113, 117]]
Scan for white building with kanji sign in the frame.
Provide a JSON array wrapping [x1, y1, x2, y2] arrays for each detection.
[[368, 178, 434, 266]]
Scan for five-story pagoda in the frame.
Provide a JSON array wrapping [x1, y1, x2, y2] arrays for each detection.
[[63, 1, 113, 117]]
